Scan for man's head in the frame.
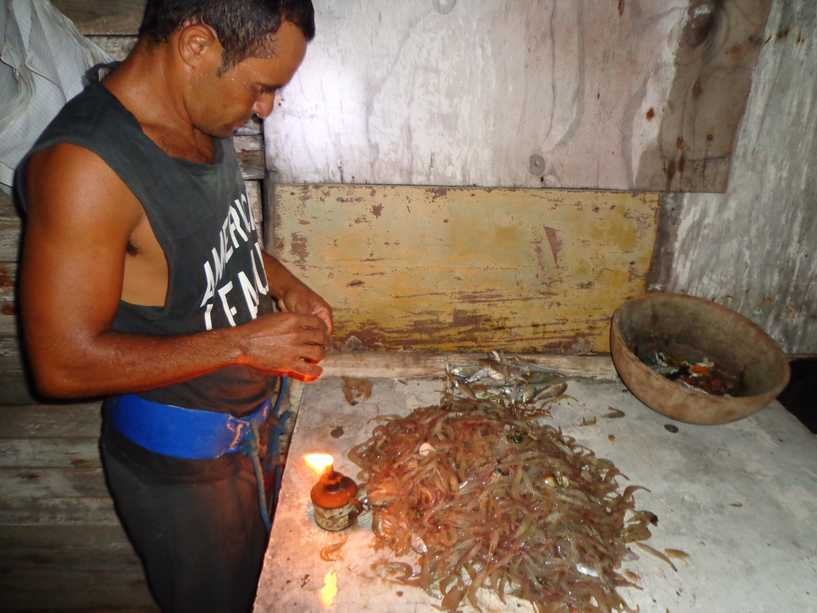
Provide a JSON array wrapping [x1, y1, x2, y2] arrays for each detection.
[[138, 0, 315, 136]]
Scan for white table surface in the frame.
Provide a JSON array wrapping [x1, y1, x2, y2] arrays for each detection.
[[254, 371, 817, 613]]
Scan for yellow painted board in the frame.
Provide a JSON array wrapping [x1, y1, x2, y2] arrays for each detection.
[[271, 185, 658, 353]]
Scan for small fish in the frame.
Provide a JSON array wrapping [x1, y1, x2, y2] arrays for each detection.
[[664, 548, 690, 561], [418, 442, 435, 457], [411, 534, 428, 554], [448, 365, 479, 379], [533, 381, 567, 402], [455, 380, 478, 400], [525, 370, 562, 385], [576, 563, 600, 578], [633, 541, 678, 572], [320, 536, 348, 562], [466, 366, 506, 384]]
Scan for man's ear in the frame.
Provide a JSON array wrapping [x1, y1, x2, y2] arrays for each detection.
[[177, 23, 221, 69]]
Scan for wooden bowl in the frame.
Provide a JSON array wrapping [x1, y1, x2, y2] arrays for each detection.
[[610, 292, 790, 425]]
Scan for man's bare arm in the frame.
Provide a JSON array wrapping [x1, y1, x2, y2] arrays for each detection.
[[20, 144, 327, 398]]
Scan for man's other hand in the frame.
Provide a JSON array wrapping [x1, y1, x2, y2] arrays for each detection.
[[239, 311, 329, 381], [280, 282, 334, 337]]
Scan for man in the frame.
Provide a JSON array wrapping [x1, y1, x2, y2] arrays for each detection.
[[16, 1, 327, 611]]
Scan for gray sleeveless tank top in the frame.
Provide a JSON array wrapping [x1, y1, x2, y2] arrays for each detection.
[[16, 66, 278, 415]]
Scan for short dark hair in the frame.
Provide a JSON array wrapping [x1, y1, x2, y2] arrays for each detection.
[[139, 0, 315, 70]]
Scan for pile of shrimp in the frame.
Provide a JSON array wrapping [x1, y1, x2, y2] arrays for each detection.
[[348, 383, 658, 612]]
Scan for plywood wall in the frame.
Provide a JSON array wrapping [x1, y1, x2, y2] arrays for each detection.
[[650, 0, 817, 354], [265, 0, 770, 192], [270, 185, 658, 353]]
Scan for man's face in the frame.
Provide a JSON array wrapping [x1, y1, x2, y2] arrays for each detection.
[[190, 20, 307, 138]]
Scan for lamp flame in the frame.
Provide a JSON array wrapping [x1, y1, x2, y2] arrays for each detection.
[[305, 453, 334, 476]]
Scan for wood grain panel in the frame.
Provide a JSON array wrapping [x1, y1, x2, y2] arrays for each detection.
[[0, 496, 118, 526], [91, 34, 138, 60], [0, 335, 24, 363], [0, 467, 110, 498], [0, 337, 36, 405], [265, 0, 771, 191], [0, 439, 100, 469], [270, 184, 658, 353], [52, 0, 146, 35], [0, 372, 37, 406], [0, 216, 20, 264], [0, 568, 156, 610], [0, 262, 15, 336], [0, 525, 138, 569], [0, 402, 101, 438], [235, 135, 265, 180], [0, 188, 12, 213]]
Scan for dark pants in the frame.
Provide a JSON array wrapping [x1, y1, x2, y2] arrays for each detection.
[[100, 413, 271, 613]]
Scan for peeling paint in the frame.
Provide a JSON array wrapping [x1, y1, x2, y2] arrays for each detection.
[[289, 233, 309, 266], [543, 226, 562, 269], [271, 185, 658, 352], [429, 187, 448, 201]]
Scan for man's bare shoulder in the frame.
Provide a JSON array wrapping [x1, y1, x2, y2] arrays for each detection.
[[26, 142, 142, 229]]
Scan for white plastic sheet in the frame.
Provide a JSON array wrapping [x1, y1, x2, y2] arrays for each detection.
[[0, 0, 111, 188]]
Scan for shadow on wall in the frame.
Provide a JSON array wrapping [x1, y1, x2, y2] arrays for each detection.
[[778, 359, 817, 433]]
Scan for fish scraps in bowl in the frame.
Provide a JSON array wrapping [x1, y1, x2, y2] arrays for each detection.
[[642, 351, 740, 396]]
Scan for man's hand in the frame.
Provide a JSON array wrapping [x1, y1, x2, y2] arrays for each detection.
[[280, 281, 334, 337], [238, 311, 329, 381]]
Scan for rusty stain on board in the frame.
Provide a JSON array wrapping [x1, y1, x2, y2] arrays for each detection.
[[341, 377, 373, 405], [272, 184, 658, 353]]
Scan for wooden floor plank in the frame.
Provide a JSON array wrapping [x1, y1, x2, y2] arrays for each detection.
[[0, 568, 156, 610], [0, 403, 102, 438], [0, 467, 109, 498], [0, 438, 100, 468], [0, 496, 119, 526]]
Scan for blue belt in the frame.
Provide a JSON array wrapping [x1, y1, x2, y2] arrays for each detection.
[[110, 380, 290, 533], [110, 394, 274, 460]]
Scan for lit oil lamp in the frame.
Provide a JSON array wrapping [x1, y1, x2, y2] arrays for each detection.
[[304, 453, 359, 531]]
